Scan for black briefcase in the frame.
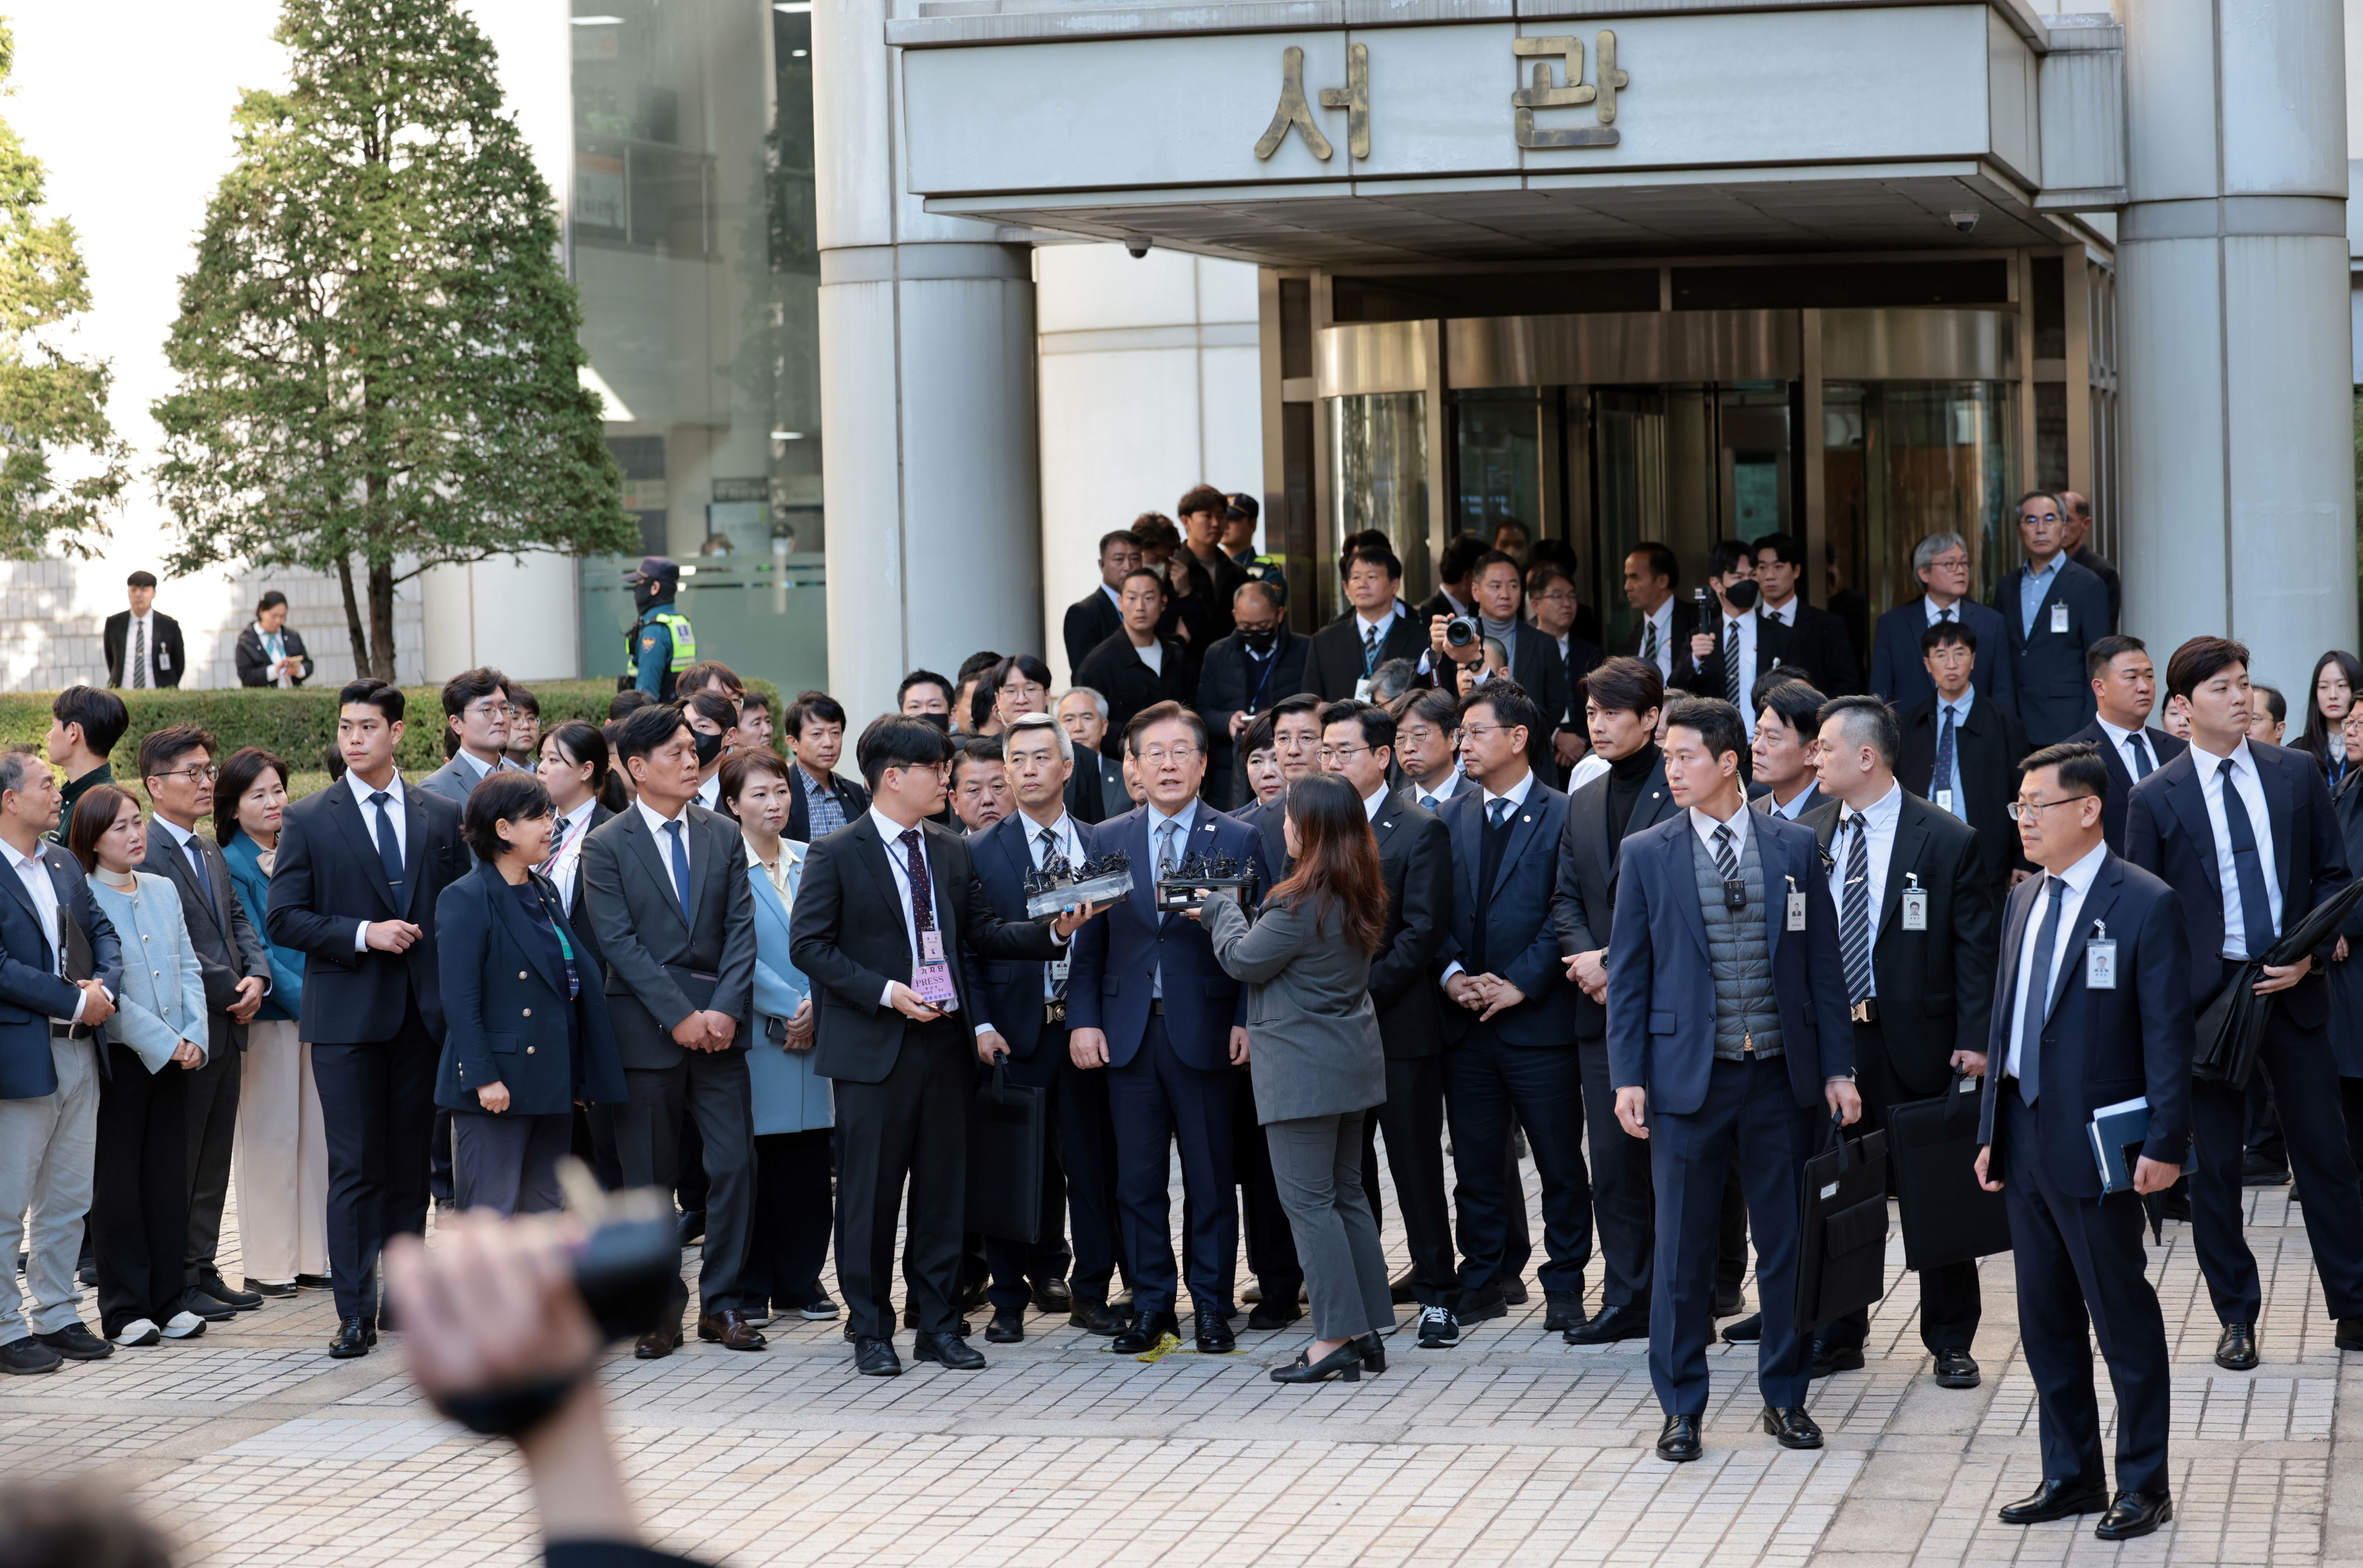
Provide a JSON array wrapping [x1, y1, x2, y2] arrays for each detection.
[[965, 1059, 1047, 1245], [1886, 1073, 2012, 1271], [1794, 1115, 1891, 1334]]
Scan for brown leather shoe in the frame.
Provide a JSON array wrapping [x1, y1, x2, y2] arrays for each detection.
[[634, 1322, 683, 1360], [698, 1309, 769, 1351]]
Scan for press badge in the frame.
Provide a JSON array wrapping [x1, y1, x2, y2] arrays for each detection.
[[2085, 921, 2117, 990], [1900, 873, 1928, 931], [1783, 875, 1807, 932], [914, 930, 959, 1006], [2049, 602, 2071, 635]]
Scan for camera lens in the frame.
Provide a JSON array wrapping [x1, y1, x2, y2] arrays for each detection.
[[1444, 615, 1479, 648]]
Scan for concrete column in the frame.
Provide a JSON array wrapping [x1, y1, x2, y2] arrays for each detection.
[[1035, 244, 1266, 689], [815, 0, 1040, 723], [2117, 0, 2355, 689]]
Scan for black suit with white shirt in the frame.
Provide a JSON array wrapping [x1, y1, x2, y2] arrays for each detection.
[[1073, 633, 1193, 761], [103, 609, 184, 689], [1302, 607, 1428, 704], [266, 771, 470, 1321], [1064, 586, 1125, 674], [2065, 717, 2186, 854], [1759, 598, 1858, 696]]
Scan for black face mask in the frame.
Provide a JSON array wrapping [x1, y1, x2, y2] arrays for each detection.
[[1240, 625, 1279, 654], [692, 728, 725, 767], [917, 713, 951, 735], [1723, 579, 1762, 612]]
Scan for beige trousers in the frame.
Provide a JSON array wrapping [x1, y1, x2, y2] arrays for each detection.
[[231, 1018, 328, 1282]]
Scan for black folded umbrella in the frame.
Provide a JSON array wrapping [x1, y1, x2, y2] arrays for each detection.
[[2195, 876, 2363, 1085]]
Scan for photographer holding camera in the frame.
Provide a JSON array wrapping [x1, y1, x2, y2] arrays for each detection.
[[1670, 541, 1796, 778]]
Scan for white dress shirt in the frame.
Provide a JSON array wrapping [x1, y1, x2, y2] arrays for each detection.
[[2095, 715, 2160, 782], [1411, 770, 1464, 813], [1765, 784, 1817, 821], [543, 798, 598, 909], [1923, 595, 1964, 627], [1441, 772, 1537, 987], [2189, 736, 2283, 956], [1567, 754, 1611, 793], [1355, 604, 1399, 647], [1760, 596, 1797, 627], [1363, 785, 1390, 822], [1690, 800, 1750, 861], [636, 796, 693, 878], [344, 770, 409, 950], [1638, 598, 1677, 680], [2004, 839, 2107, 1081], [1828, 783, 1904, 996], [1019, 810, 1086, 1003], [696, 774, 722, 811], [3, 840, 86, 1024], [122, 610, 160, 687]]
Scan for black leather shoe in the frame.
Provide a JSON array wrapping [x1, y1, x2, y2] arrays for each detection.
[[959, 1276, 991, 1313], [1655, 1414, 1703, 1462], [1246, 1300, 1301, 1331], [1564, 1306, 1648, 1345], [1389, 1267, 1417, 1305], [1269, 1341, 1362, 1384], [295, 1274, 330, 1290], [2337, 1318, 2363, 1352], [985, 1309, 1025, 1343], [1454, 1285, 1506, 1325], [914, 1330, 985, 1369], [197, 1274, 263, 1311], [1713, 1287, 1745, 1317], [177, 1288, 236, 1323], [2241, 1152, 2290, 1186], [1542, 1292, 1585, 1332], [1030, 1278, 1073, 1313], [634, 1323, 682, 1360], [1809, 1339, 1865, 1378], [1932, 1348, 1980, 1388], [327, 1317, 375, 1359], [243, 1279, 298, 1299], [1721, 1312, 1762, 1344], [1762, 1406, 1822, 1449], [1354, 1332, 1387, 1375], [1069, 1298, 1128, 1335], [1996, 1478, 2108, 1525], [1195, 1310, 1237, 1354], [2094, 1489, 2172, 1540], [2215, 1321, 2259, 1370], [1110, 1310, 1179, 1354], [1499, 1276, 1529, 1306], [34, 1323, 112, 1361], [854, 1336, 901, 1376], [2160, 1192, 2192, 1223]]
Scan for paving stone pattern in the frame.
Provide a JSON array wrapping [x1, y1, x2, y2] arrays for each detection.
[[6, 1166, 2359, 1564]]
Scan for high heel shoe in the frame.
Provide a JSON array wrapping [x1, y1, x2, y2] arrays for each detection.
[[1355, 1332, 1387, 1375], [1270, 1341, 1363, 1384]]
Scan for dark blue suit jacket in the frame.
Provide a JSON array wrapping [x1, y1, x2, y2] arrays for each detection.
[[1976, 850, 2193, 1196], [1066, 803, 1267, 1071], [1867, 595, 2015, 714], [2064, 717, 2188, 854], [1231, 795, 1288, 880], [2123, 739, 2349, 1025], [967, 810, 1071, 1062], [0, 840, 123, 1100], [1991, 557, 2110, 745], [1604, 809, 1851, 1113], [433, 861, 628, 1116], [1433, 779, 1574, 1048]]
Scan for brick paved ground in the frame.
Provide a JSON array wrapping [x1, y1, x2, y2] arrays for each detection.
[[8, 1174, 2361, 1566]]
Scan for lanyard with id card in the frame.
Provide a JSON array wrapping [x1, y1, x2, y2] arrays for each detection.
[[1783, 874, 1807, 933], [1900, 872, 1928, 931], [2049, 601, 2071, 635], [2085, 920, 2117, 990], [914, 927, 959, 1008]]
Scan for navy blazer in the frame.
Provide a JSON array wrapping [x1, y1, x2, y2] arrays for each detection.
[[1976, 850, 2193, 1195], [966, 810, 1073, 1062], [1197, 628, 1312, 775], [1868, 596, 2016, 714], [1231, 794, 1288, 880], [1991, 557, 2111, 745], [1433, 779, 1576, 1048], [1603, 809, 1853, 1114], [1065, 803, 1267, 1071], [2064, 717, 2188, 855], [2123, 739, 2350, 1024], [434, 862, 627, 1116], [0, 840, 123, 1100]]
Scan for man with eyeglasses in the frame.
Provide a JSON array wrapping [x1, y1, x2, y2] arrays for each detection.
[[137, 724, 271, 1328], [1993, 493, 2110, 747], [1528, 562, 1604, 775], [1974, 742, 2187, 1540], [1868, 531, 2016, 713], [1394, 689, 1467, 811], [419, 667, 527, 821], [1066, 702, 1271, 1356]]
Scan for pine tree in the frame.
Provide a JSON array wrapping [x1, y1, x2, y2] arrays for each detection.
[[155, 0, 635, 680], [0, 19, 128, 556]]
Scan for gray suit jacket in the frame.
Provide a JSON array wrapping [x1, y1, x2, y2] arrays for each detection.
[[1205, 892, 1384, 1124], [139, 824, 269, 1047], [579, 804, 758, 1070], [419, 752, 526, 858]]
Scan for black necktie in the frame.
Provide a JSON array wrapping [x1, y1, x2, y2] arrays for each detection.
[[369, 791, 405, 895], [2217, 757, 2277, 957], [1362, 625, 1380, 675], [2017, 876, 2067, 1104], [183, 834, 217, 921], [2128, 732, 2154, 779], [1841, 816, 1871, 1003]]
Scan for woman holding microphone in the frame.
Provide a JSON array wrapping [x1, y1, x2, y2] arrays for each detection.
[[1202, 770, 1392, 1383]]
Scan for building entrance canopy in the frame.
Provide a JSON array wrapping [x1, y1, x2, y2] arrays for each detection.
[[894, 1, 2124, 266]]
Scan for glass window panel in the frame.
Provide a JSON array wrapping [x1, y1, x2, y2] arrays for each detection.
[[1326, 393, 1429, 612]]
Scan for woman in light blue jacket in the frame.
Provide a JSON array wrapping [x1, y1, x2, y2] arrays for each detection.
[[71, 785, 210, 1347], [719, 751, 835, 1322]]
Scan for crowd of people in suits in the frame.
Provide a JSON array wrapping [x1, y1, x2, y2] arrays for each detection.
[[6, 478, 2361, 1549]]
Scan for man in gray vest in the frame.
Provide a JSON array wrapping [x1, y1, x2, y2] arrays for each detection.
[[1604, 696, 1858, 1463]]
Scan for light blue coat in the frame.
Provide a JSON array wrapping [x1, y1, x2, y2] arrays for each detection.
[[748, 843, 829, 1135], [88, 871, 209, 1075]]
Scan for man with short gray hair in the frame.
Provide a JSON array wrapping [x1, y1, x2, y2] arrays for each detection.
[[1868, 531, 2016, 712], [1056, 688, 1127, 824]]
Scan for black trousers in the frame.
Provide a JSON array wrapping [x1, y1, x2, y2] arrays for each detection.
[[607, 1051, 756, 1316], [984, 1034, 1089, 1316], [676, 1103, 708, 1220], [2190, 1006, 2363, 1322], [2341, 1077, 2363, 1182], [1578, 1037, 1652, 1316], [1232, 1062, 1303, 1300], [2002, 1093, 2170, 1497], [1442, 1025, 1591, 1298], [1822, 1019, 1981, 1353], [1360, 1052, 1456, 1306], [182, 1021, 240, 1286], [314, 1005, 438, 1321], [1056, 1039, 1128, 1303], [834, 1018, 970, 1341], [92, 1044, 188, 1336], [451, 1111, 569, 1217], [745, 1128, 834, 1310], [429, 1106, 456, 1204]]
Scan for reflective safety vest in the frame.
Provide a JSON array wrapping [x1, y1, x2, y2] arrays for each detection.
[[649, 609, 696, 671]]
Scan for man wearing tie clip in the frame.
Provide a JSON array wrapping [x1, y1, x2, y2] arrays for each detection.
[[1976, 742, 2188, 1540]]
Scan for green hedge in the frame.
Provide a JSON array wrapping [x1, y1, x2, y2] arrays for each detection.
[[16, 676, 782, 785]]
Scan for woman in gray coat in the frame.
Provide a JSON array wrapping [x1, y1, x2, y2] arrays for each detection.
[[1204, 771, 1391, 1383]]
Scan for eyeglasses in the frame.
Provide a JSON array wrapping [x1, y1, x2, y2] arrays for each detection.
[[1460, 723, 1515, 741], [1925, 555, 1970, 571], [152, 764, 218, 784], [1317, 744, 1373, 765], [2006, 795, 2094, 822], [1137, 745, 1200, 766], [465, 701, 513, 719]]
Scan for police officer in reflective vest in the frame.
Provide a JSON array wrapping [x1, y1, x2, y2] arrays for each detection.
[[624, 555, 696, 701]]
